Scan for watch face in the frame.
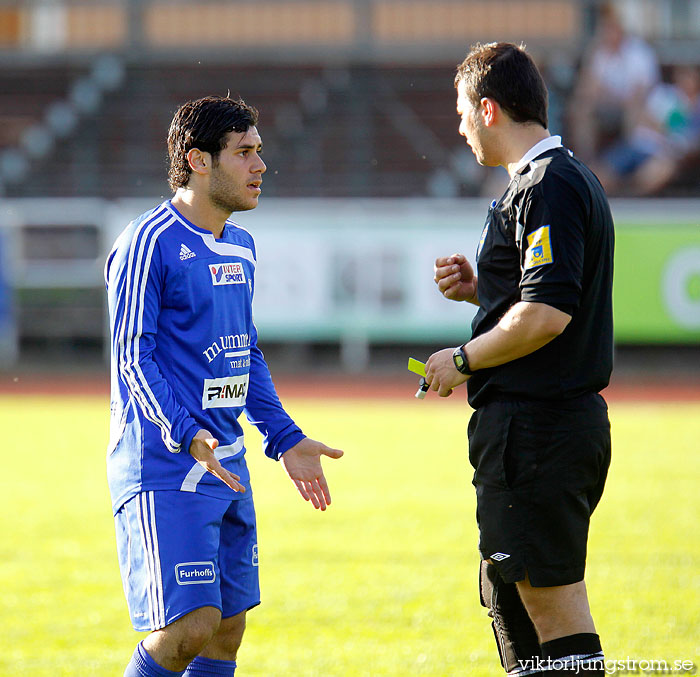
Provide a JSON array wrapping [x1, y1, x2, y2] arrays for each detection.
[[453, 346, 470, 374], [453, 347, 466, 371]]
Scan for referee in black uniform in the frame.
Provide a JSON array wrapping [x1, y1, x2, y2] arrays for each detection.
[[426, 43, 613, 676]]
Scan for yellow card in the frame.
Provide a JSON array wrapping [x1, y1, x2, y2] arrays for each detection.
[[407, 357, 426, 377]]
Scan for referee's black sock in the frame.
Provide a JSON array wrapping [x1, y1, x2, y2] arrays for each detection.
[[538, 633, 605, 674]]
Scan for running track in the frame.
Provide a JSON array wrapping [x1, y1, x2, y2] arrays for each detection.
[[1, 371, 699, 401]]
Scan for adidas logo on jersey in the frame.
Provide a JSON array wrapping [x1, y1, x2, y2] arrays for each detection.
[[179, 243, 196, 260]]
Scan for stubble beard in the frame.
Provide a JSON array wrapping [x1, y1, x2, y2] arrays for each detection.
[[208, 168, 257, 215]]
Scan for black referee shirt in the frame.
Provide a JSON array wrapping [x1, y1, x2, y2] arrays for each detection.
[[467, 143, 615, 409]]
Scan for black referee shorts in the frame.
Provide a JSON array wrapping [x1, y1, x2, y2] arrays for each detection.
[[467, 393, 611, 587]]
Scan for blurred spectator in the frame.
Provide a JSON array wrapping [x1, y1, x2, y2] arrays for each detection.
[[592, 65, 700, 196], [569, 2, 660, 163]]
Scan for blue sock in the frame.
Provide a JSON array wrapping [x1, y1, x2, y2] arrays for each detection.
[[184, 656, 237, 676], [124, 641, 187, 677]]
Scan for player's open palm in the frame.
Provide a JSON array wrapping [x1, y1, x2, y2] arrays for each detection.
[[434, 253, 478, 303], [189, 429, 246, 494], [282, 438, 344, 511]]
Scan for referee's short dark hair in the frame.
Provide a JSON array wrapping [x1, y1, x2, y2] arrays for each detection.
[[455, 42, 548, 129], [167, 95, 259, 191]]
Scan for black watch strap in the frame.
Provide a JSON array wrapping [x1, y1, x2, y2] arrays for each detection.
[[452, 344, 474, 375]]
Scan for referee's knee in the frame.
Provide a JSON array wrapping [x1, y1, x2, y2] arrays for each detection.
[[515, 576, 596, 643]]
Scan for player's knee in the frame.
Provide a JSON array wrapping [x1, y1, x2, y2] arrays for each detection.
[[185, 607, 222, 646], [157, 606, 222, 662], [211, 612, 246, 658]]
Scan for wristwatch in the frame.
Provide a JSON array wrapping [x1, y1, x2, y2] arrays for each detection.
[[452, 344, 474, 375]]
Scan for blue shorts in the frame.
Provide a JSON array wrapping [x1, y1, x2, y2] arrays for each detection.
[[114, 490, 260, 632]]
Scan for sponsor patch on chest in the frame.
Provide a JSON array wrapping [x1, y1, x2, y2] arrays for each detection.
[[210, 262, 246, 285], [524, 225, 554, 269], [202, 374, 249, 408]]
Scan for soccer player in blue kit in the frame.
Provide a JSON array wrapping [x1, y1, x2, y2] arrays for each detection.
[[105, 96, 343, 677]]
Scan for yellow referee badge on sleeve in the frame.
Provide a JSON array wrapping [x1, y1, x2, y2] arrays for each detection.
[[524, 225, 553, 269]]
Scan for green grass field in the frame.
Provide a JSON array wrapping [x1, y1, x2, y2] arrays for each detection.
[[1, 392, 698, 676]]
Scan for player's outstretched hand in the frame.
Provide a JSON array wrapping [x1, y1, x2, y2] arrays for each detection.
[[189, 429, 246, 493], [425, 347, 470, 397], [434, 253, 478, 304], [281, 438, 344, 511]]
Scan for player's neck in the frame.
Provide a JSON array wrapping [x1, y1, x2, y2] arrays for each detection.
[[504, 125, 551, 177], [171, 188, 229, 239]]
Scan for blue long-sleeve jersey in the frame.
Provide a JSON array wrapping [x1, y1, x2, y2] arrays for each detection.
[[105, 200, 305, 514]]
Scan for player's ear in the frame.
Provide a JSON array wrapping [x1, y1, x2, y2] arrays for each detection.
[[480, 97, 498, 126], [187, 148, 210, 176]]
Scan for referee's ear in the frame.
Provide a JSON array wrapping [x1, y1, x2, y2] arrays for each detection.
[[480, 97, 498, 127], [187, 147, 211, 176]]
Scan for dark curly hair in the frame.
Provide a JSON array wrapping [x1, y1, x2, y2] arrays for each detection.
[[455, 42, 548, 129], [167, 95, 259, 191]]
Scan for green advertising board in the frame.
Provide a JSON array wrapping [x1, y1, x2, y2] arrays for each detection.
[[614, 223, 700, 343]]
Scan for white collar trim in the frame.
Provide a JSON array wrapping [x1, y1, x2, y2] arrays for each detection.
[[164, 202, 256, 265], [513, 135, 562, 174]]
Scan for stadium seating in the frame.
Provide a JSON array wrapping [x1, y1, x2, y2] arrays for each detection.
[[1, 0, 698, 199], [1, 61, 466, 198], [0, 64, 87, 151]]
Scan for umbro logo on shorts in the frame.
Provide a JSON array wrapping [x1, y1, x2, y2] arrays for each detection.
[[175, 561, 216, 585], [490, 552, 511, 561]]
